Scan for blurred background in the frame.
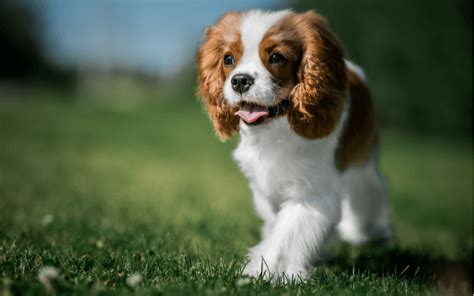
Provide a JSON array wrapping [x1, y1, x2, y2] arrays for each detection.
[[1, 0, 471, 135], [0, 0, 472, 293]]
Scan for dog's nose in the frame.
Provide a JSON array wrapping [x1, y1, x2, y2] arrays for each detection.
[[231, 74, 254, 93]]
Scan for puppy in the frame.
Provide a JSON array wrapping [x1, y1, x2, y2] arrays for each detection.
[[197, 9, 392, 279]]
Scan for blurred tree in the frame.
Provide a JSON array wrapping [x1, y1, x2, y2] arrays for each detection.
[[0, 1, 44, 78], [295, 0, 472, 137], [0, 1, 73, 82]]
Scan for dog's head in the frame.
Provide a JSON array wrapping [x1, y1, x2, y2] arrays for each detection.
[[197, 10, 347, 140]]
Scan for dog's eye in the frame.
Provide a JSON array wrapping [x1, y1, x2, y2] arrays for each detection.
[[223, 55, 234, 66], [269, 53, 286, 65]]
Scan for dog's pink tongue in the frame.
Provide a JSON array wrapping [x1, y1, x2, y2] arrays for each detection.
[[235, 104, 269, 123]]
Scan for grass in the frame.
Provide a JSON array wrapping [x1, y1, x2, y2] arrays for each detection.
[[0, 93, 472, 295]]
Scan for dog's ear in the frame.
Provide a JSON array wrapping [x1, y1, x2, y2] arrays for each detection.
[[287, 11, 347, 139], [197, 14, 240, 141]]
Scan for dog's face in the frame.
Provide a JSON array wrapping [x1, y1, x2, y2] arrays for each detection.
[[221, 11, 300, 109], [197, 10, 348, 140]]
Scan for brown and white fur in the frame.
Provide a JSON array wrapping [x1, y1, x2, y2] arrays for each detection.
[[197, 9, 392, 279]]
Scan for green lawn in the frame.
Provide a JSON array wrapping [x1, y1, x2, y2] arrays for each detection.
[[0, 96, 471, 295]]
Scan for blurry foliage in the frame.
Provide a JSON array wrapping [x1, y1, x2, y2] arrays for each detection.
[[0, 1, 42, 77], [0, 1, 73, 82], [295, 0, 472, 137]]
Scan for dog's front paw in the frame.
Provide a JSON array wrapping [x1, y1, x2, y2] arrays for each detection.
[[242, 257, 309, 282], [242, 258, 269, 278], [281, 266, 308, 282]]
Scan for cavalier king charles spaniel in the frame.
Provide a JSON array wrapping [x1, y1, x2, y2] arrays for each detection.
[[197, 9, 392, 279]]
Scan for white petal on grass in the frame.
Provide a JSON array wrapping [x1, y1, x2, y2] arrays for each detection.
[[236, 277, 252, 287], [38, 266, 59, 283], [126, 273, 142, 288], [38, 266, 59, 291], [96, 240, 104, 248], [41, 214, 54, 226]]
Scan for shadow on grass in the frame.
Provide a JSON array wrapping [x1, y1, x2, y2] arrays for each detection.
[[329, 243, 472, 294]]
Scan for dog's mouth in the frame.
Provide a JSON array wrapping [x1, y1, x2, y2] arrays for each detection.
[[234, 100, 290, 126]]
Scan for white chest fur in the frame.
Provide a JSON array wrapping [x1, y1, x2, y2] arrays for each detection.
[[233, 111, 346, 211]]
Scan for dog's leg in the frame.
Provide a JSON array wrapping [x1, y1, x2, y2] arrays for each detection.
[[249, 183, 276, 239], [243, 198, 338, 279], [337, 155, 393, 245]]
